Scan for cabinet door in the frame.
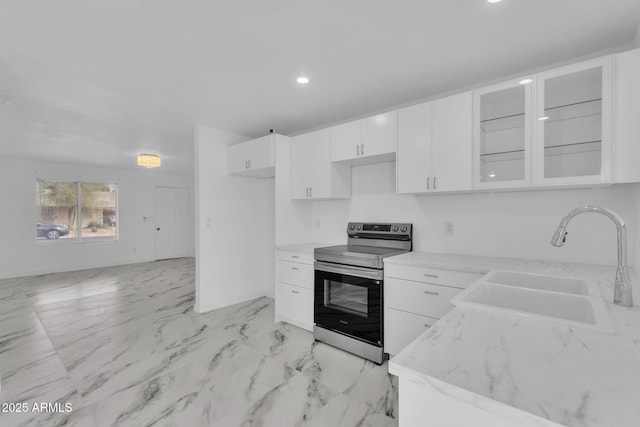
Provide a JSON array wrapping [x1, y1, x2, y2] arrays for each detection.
[[397, 103, 432, 194], [275, 282, 313, 331], [615, 49, 640, 183], [534, 57, 613, 186], [473, 78, 533, 189], [384, 308, 437, 356], [290, 129, 333, 199], [431, 92, 473, 192], [361, 111, 398, 158], [331, 120, 361, 162], [228, 140, 253, 174], [290, 132, 314, 199], [245, 135, 274, 171]]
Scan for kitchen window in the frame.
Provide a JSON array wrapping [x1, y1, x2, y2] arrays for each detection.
[[36, 180, 118, 244]]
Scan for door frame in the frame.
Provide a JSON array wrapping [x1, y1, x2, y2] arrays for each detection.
[[155, 185, 191, 261]]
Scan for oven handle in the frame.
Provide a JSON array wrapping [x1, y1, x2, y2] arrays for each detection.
[[314, 261, 384, 281]]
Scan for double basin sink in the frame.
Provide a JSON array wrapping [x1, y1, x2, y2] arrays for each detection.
[[451, 270, 614, 332]]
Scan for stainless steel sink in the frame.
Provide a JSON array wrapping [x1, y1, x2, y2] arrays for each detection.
[[451, 270, 614, 332]]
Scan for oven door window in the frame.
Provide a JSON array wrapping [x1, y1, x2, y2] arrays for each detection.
[[325, 281, 368, 317], [314, 269, 382, 345]]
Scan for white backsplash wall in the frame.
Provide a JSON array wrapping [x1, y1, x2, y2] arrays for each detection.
[[312, 161, 640, 267]]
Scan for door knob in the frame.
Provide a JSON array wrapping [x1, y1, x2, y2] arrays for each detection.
[[156, 227, 161, 231]]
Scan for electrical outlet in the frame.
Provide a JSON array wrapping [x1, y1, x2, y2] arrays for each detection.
[[444, 221, 454, 235]]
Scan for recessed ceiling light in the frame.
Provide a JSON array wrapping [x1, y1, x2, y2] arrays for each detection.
[[487, 0, 503, 3], [519, 78, 533, 85], [296, 76, 310, 84], [538, 116, 550, 121]]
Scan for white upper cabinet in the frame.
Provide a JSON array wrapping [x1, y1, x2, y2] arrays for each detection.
[[473, 77, 533, 189], [615, 48, 640, 183], [331, 111, 398, 165], [360, 111, 398, 161], [228, 134, 276, 177], [431, 92, 473, 192], [533, 56, 613, 186], [398, 92, 472, 194], [397, 102, 432, 193], [331, 120, 362, 162], [291, 129, 351, 200]]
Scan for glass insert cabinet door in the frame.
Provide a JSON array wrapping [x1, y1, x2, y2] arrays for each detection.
[[534, 57, 613, 185], [473, 77, 533, 188]]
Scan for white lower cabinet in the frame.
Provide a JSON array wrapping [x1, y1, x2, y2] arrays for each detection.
[[275, 282, 313, 331], [385, 308, 438, 357], [275, 250, 314, 331], [384, 263, 482, 356]]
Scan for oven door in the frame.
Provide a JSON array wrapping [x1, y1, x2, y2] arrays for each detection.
[[314, 261, 383, 345]]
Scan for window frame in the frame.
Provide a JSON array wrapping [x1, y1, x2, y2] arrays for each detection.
[[36, 179, 119, 245]]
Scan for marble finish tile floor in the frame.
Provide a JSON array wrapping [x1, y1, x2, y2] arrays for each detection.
[[0, 259, 398, 426]]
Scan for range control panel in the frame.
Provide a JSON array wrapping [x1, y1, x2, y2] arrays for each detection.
[[347, 222, 412, 235]]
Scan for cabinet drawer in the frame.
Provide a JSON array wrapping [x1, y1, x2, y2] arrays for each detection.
[[384, 308, 438, 356], [277, 250, 314, 265], [385, 263, 482, 288], [275, 282, 313, 331], [385, 278, 461, 319], [277, 260, 314, 290]]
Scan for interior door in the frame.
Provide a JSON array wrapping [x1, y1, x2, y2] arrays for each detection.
[[155, 186, 190, 260]]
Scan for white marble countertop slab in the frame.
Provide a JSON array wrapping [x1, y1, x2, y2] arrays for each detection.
[[276, 242, 336, 254], [387, 251, 640, 427]]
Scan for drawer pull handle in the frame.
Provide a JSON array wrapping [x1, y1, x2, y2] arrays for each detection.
[[423, 273, 439, 278], [291, 290, 300, 294], [291, 267, 300, 270], [423, 290, 440, 296], [291, 255, 300, 259]]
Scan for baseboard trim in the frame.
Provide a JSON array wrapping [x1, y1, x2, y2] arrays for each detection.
[[194, 291, 268, 314]]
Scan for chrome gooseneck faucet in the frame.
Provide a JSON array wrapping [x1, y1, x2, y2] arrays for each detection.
[[551, 206, 633, 307]]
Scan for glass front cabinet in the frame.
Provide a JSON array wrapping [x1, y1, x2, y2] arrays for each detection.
[[473, 77, 534, 189], [473, 56, 613, 190], [534, 57, 613, 186]]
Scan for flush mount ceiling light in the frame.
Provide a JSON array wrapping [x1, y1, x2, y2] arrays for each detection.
[[296, 76, 310, 84], [519, 78, 533, 85], [137, 153, 161, 169]]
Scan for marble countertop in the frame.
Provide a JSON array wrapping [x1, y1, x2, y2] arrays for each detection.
[[275, 242, 335, 254], [387, 251, 640, 427]]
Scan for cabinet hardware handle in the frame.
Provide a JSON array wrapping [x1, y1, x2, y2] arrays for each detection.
[[248, 160, 251, 169], [291, 290, 300, 294], [245, 160, 248, 169], [361, 144, 364, 155], [423, 290, 440, 296], [433, 176, 437, 190], [291, 255, 300, 259], [291, 267, 300, 270], [423, 273, 439, 278], [305, 187, 309, 197], [427, 177, 430, 190], [309, 187, 312, 197], [357, 145, 360, 156]]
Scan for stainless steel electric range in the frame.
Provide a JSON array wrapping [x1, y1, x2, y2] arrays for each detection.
[[313, 222, 413, 364]]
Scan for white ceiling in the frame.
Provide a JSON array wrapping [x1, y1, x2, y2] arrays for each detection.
[[1, 0, 639, 174]]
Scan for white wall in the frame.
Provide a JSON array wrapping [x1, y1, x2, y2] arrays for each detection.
[[311, 162, 639, 267], [0, 157, 195, 279], [194, 126, 275, 313]]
